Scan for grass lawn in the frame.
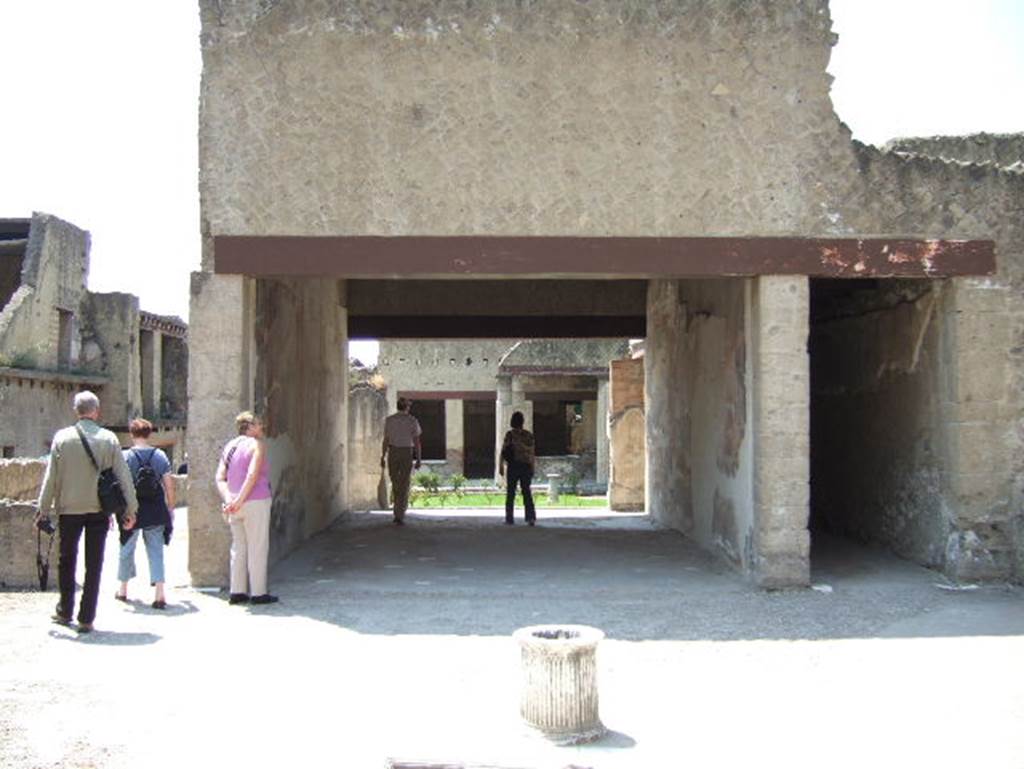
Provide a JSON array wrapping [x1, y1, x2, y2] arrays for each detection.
[[409, 492, 608, 508]]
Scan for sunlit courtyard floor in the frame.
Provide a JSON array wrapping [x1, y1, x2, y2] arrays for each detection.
[[1, 506, 1022, 768]]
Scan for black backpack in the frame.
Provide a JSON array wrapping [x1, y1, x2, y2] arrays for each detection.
[[133, 448, 163, 501]]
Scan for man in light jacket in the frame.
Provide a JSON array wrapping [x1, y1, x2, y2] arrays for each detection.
[[36, 391, 137, 633]]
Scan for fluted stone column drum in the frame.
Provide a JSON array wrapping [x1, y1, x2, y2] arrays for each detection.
[[513, 624, 605, 744]]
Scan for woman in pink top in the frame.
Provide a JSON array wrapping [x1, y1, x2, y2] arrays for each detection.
[[215, 411, 277, 605]]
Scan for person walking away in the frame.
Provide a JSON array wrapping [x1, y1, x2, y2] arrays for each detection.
[[499, 411, 537, 526], [216, 411, 277, 605], [115, 419, 175, 609], [35, 391, 138, 633], [380, 397, 422, 525]]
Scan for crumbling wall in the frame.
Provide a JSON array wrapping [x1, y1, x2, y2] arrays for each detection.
[[0, 213, 89, 371], [0, 458, 45, 501], [160, 335, 189, 420], [348, 382, 387, 509], [255, 278, 348, 564], [833, 143, 1024, 581], [886, 133, 1024, 170], [811, 280, 950, 567], [0, 501, 45, 588], [79, 292, 140, 427], [0, 372, 105, 457]]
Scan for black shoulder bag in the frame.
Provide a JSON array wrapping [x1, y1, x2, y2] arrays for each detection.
[[75, 425, 127, 524]]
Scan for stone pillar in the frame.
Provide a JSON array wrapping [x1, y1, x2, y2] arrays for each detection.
[[595, 377, 609, 490], [942, 279, 1019, 581], [445, 398, 464, 474], [140, 329, 163, 418], [510, 374, 533, 430], [187, 273, 256, 586], [644, 279, 693, 533], [495, 376, 512, 482], [751, 276, 810, 588], [385, 386, 398, 416], [609, 357, 645, 511]]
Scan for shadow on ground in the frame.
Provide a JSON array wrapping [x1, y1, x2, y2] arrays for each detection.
[[262, 509, 1024, 642]]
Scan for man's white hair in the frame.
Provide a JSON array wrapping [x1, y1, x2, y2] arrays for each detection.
[[73, 390, 100, 416]]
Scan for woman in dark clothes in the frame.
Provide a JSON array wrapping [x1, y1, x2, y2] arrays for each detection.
[[499, 411, 537, 526]]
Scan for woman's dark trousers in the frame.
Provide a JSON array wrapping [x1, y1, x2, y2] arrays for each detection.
[[505, 463, 536, 524], [57, 512, 109, 623]]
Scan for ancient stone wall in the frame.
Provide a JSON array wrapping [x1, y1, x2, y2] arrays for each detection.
[[161, 335, 189, 420], [810, 280, 950, 567], [0, 213, 89, 372], [348, 382, 388, 510], [0, 458, 46, 501], [885, 133, 1024, 170], [254, 278, 348, 565], [198, 0, 851, 244], [0, 370, 107, 458], [831, 144, 1024, 581], [79, 292, 140, 427], [0, 501, 44, 588]]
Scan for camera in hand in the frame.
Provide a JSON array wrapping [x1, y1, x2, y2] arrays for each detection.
[[36, 517, 56, 536]]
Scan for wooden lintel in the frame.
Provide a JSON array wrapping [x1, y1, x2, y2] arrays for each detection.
[[214, 235, 995, 279]]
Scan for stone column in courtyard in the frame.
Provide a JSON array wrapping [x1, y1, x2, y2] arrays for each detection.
[[751, 276, 810, 588], [445, 398, 464, 475], [495, 376, 512, 482], [140, 328, 163, 418], [595, 376, 610, 491], [644, 279, 693, 533], [609, 357, 645, 511], [187, 273, 257, 586]]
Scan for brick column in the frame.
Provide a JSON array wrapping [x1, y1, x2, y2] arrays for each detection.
[[609, 357, 645, 511], [751, 276, 810, 588]]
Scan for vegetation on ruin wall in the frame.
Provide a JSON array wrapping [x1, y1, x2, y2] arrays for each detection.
[[410, 470, 605, 508]]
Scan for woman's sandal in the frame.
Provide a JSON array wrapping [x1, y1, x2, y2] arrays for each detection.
[[152, 600, 167, 610], [114, 593, 128, 603]]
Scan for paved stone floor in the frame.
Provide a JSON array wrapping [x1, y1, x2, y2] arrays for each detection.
[[1, 507, 1023, 768]]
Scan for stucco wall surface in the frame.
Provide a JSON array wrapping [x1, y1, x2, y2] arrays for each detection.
[[255, 278, 349, 566], [380, 340, 513, 393], [198, 0, 853, 248]]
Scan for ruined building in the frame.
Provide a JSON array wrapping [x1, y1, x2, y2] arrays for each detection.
[[0, 213, 188, 463], [189, 1, 1023, 588]]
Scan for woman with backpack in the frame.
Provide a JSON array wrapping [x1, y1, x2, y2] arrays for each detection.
[[499, 410, 537, 526], [115, 418, 175, 609]]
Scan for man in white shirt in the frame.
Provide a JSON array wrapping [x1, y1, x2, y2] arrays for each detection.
[[380, 397, 422, 525]]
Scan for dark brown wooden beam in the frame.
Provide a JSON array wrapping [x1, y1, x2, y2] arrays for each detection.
[[214, 235, 995, 278], [397, 390, 497, 401], [348, 315, 646, 339]]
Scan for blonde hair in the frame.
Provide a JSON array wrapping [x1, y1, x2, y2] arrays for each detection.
[[235, 411, 258, 435]]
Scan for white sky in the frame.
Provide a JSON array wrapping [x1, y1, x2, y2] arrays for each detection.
[[1, 1, 1022, 349]]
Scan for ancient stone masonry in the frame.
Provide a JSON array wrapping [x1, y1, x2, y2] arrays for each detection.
[[0, 213, 189, 465], [195, 0, 1016, 587]]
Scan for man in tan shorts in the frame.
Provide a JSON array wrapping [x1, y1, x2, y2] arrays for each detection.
[[381, 397, 422, 525]]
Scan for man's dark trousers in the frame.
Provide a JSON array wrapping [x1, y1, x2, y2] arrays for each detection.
[[505, 463, 536, 524], [57, 512, 109, 623]]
